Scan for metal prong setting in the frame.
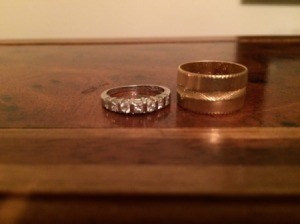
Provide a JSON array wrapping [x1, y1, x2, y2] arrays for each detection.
[[101, 85, 171, 114]]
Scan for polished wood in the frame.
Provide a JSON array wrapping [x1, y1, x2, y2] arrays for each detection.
[[0, 37, 300, 223], [0, 37, 300, 128]]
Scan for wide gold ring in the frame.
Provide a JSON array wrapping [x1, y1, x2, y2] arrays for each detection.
[[177, 60, 248, 114]]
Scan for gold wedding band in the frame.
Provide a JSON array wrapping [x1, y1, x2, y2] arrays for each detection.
[[177, 60, 248, 114]]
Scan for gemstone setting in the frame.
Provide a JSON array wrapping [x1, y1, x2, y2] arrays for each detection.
[[147, 97, 157, 112], [165, 95, 170, 106], [110, 98, 119, 112], [157, 97, 164, 109], [101, 85, 170, 114], [132, 98, 144, 113], [120, 99, 131, 113]]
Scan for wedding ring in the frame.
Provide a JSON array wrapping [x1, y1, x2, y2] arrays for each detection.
[[101, 85, 170, 114], [177, 60, 248, 114]]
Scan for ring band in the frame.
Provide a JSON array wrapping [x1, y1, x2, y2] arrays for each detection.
[[177, 88, 246, 114], [101, 85, 171, 114], [177, 60, 248, 114], [177, 61, 248, 92]]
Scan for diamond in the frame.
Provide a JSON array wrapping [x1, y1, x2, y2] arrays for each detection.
[[110, 98, 119, 112], [157, 96, 164, 109], [103, 97, 109, 109], [120, 99, 131, 113], [164, 95, 170, 106], [146, 97, 156, 112], [132, 98, 144, 113]]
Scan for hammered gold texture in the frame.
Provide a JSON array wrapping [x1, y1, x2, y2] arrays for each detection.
[[177, 86, 246, 101], [177, 72, 247, 92], [177, 61, 248, 114], [177, 91, 245, 114], [177, 61, 248, 92]]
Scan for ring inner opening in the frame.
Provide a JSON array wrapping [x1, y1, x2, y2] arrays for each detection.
[[108, 86, 164, 98], [180, 61, 246, 75]]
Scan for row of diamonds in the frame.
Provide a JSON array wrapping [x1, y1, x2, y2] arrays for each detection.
[[103, 94, 170, 114]]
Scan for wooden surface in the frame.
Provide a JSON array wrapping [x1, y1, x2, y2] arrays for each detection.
[[0, 36, 300, 223]]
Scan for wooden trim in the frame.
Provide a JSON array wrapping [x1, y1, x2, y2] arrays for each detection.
[[1, 165, 299, 196], [0, 36, 299, 45], [0, 37, 237, 45], [1, 127, 299, 140]]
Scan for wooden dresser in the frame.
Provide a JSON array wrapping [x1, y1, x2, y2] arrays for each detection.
[[0, 36, 299, 223]]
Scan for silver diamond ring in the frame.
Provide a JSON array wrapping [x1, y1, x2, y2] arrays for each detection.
[[101, 85, 171, 114]]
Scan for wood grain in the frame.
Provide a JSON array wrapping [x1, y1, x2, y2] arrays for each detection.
[[1, 128, 299, 166], [0, 164, 300, 223], [0, 37, 300, 223], [1, 164, 300, 195], [0, 37, 300, 128]]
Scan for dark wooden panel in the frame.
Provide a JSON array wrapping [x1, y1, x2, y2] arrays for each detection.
[[0, 164, 300, 223], [1, 195, 300, 224]]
